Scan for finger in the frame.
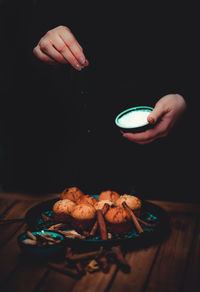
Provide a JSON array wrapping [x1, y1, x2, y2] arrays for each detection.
[[39, 39, 69, 65], [122, 121, 170, 143], [122, 131, 154, 143], [49, 35, 85, 70], [33, 45, 58, 65], [83, 59, 89, 67], [137, 138, 156, 145], [122, 131, 156, 144], [147, 103, 168, 125], [58, 27, 87, 66], [136, 128, 170, 144], [55, 37, 89, 68], [54, 41, 84, 71], [124, 129, 167, 145]]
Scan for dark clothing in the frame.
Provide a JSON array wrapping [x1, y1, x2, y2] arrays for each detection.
[[0, 0, 198, 200]]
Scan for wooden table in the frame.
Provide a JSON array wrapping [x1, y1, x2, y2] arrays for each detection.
[[0, 191, 199, 292]]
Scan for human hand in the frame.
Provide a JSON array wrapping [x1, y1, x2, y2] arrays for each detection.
[[33, 25, 88, 70], [122, 94, 187, 145]]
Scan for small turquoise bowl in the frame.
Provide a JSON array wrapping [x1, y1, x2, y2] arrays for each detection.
[[115, 106, 154, 133], [17, 230, 65, 258]]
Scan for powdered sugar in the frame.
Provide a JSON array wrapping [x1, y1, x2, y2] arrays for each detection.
[[117, 110, 150, 128]]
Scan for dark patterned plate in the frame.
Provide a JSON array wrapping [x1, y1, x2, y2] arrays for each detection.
[[25, 196, 170, 247]]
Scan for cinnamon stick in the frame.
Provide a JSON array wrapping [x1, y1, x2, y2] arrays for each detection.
[[89, 221, 98, 237], [101, 203, 110, 215], [65, 247, 72, 259], [90, 203, 110, 237], [66, 250, 101, 262], [41, 213, 52, 222], [48, 262, 81, 277], [96, 209, 108, 240], [75, 262, 86, 276], [55, 230, 86, 239], [111, 246, 130, 273], [96, 256, 110, 273], [122, 202, 143, 234], [48, 223, 68, 230], [136, 217, 156, 227]]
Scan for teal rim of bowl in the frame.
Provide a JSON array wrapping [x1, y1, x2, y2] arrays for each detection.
[[115, 106, 154, 129]]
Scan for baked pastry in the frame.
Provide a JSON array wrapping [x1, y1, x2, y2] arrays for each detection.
[[70, 203, 96, 233], [116, 194, 142, 217], [76, 195, 97, 206], [94, 199, 114, 210], [98, 190, 120, 203], [60, 186, 84, 202], [104, 206, 132, 234], [52, 199, 76, 223]]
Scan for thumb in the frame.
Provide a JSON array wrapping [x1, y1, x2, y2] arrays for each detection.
[[147, 105, 165, 125]]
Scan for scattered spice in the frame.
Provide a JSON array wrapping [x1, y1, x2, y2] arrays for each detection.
[[96, 255, 110, 273], [22, 238, 37, 245], [47, 262, 81, 278], [41, 213, 52, 222], [55, 230, 86, 239], [48, 245, 130, 277], [86, 259, 100, 273], [110, 246, 130, 273], [48, 223, 68, 230], [22, 231, 62, 247], [136, 217, 156, 227], [26, 230, 37, 241], [65, 250, 102, 262]]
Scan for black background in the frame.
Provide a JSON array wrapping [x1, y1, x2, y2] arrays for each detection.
[[0, 0, 199, 202]]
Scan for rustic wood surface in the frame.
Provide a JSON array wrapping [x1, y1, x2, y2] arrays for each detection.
[[0, 191, 199, 292]]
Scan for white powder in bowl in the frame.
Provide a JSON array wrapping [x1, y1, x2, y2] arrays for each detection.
[[118, 110, 150, 128]]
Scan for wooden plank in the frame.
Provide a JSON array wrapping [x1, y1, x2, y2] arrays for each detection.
[[0, 222, 48, 292], [0, 191, 59, 201], [181, 216, 200, 292], [148, 200, 200, 214], [0, 224, 27, 285], [144, 214, 196, 292], [0, 199, 18, 216], [36, 270, 77, 292], [71, 265, 118, 292], [30, 253, 117, 292], [0, 200, 40, 247], [0, 198, 73, 292], [2, 259, 48, 292], [109, 244, 160, 292]]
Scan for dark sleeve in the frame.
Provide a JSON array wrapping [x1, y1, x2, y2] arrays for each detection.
[[117, 3, 198, 109], [31, 0, 77, 47]]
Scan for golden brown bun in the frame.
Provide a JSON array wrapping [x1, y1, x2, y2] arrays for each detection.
[[98, 190, 120, 203], [104, 206, 132, 234], [60, 187, 84, 202], [71, 204, 96, 220], [76, 195, 97, 206], [52, 199, 76, 223], [94, 199, 114, 210], [116, 194, 141, 216], [70, 204, 96, 232]]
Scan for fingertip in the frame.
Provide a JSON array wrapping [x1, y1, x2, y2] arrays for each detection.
[[83, 59, 89, 67], [79, 56, 86, 65], [148, 116, 155, 124]]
